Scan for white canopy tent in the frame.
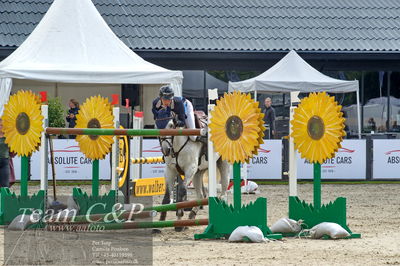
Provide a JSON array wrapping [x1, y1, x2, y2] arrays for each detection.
[[229, 50, 361, 137], [0, 0, 183, 115], [229, 50, 361, 197]]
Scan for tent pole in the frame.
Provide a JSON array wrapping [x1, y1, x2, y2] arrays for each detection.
[[288, 92, 299, 197], [207, 102, 217, 198], [40, 105, 48, 194], [111, 107, 120, 192], [254, 89, 257, 101], [356, 88, 361, 139]]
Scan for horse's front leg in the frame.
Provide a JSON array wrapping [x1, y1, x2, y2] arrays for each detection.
[[160, 166, 177, 222], [174, 164, 198, 231], [188, 170, 205, 220]]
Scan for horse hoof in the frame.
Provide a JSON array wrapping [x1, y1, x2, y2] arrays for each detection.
[[174, 226, 187, 232], [174, 226, 183, 232], [152, 229, 162, 234]]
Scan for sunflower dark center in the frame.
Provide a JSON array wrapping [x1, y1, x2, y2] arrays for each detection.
[[307, 115, 325, 140], [16, 112, 30, 135], [225, 115, 243, 141], [87, 118, 101, 140]]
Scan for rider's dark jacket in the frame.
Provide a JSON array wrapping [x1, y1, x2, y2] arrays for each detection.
[[152, 97, 186, 127]]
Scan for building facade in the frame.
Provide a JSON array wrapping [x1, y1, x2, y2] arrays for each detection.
[[1, 0, 400, 132]]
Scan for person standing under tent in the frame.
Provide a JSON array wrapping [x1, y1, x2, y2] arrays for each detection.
[[263, 97, 276, 139], [0, 119, 10, 187], [66, 99, 80, 139]]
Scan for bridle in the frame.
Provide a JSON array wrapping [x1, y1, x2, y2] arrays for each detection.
[[156, 113, 190, 175]]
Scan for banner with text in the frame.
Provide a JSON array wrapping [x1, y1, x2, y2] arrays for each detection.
[[246, 140, 282, 179], [373, 139, 400, 179], [139, 139, 282, 179], [141, 139, 166, 178], [296, 139, 366, 179], [13, 139, 111, 180]]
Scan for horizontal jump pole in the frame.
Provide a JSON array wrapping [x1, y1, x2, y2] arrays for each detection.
[[46, 219, 209, 231], [46, 210, 157, 224], [132, 156, 165, 164], [46, 127, 206, 137], [143, 198, 208, 212]]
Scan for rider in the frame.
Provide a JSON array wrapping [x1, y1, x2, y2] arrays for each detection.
[[152, 85, 202, 142]]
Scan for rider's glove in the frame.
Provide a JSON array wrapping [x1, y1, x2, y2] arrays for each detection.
[[176, 120, 185, 127]]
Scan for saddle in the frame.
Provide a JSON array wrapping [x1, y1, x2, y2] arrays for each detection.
[[193, 110, 208, 162], [194, 110, 207, 129]]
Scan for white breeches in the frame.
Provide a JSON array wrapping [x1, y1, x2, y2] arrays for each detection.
[[184, 100, 196, 141]]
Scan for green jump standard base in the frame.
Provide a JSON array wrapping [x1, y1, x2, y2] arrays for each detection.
[[0, 187, 46, 225], [289, 196, 361, 238], [194, 197, 282, 240], [72, 188, 117, 215], [286, 163, 360, 239]]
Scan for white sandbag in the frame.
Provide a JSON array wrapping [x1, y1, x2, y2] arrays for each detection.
[[67, 196, 79, 211], [228, 226, 266, 243], [310, 222, 350, 239], [8, 213, 41, 231], [47, 196, 54, 208], [241, 181, 258, 194], [228, 180, 258, 194], [270, 218, 302, 233]]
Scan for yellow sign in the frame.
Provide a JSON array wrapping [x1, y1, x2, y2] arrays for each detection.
[[134, 177, 166, 197], [118, 126, 129, 188]]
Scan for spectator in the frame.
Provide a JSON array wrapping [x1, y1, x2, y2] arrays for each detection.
[[0, 118, 10, 187], [367, 117, 376, 132], [263, 97, 276, 139], [66, 99, 80, 139], [342, 111, 350, 137]]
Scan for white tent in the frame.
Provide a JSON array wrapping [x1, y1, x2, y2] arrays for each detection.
[[0, 0, 183, 115], [229, 50, 361, 137], [229, 50, 361, 198], [229, 50, 358, 93]]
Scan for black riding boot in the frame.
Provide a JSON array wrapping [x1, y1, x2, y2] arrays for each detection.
[[196, 136, 208, 161], [196, 136, 208, 145]]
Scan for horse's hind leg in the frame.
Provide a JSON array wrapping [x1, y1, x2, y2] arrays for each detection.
[[188, 170, 205, 220], [174, 179, 186, 232], [217, 158, 231, 200], [176, 175, 187, 217]]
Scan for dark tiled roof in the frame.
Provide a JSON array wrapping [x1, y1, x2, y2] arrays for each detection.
[[1, 0, 400, 51]]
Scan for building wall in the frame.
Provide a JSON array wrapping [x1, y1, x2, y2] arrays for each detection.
[[11, 79, 56, 99], [12, 79, 120, 107], [141, 84, 165, 127], [11, 79, 163, 127]]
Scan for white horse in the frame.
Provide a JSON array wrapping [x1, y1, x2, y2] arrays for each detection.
[[156, 114, 230, 231]]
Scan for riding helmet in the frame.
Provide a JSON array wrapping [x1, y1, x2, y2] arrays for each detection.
[[159, 85, 174, 100]]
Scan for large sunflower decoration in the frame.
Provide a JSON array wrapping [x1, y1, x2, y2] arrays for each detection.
[[209, 91, 265, 164], [1, 90, 44, 156], [291, 92, 346, 164], [75, 95, 114, 160]]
